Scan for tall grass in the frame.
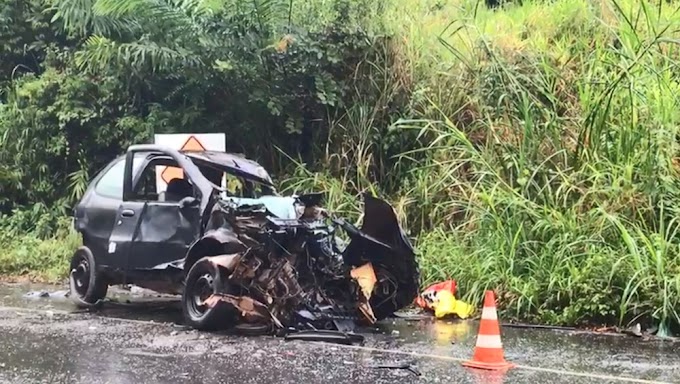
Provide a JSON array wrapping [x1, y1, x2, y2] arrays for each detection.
[[0, 213, 78, 282], [282, 0, 680, 332]]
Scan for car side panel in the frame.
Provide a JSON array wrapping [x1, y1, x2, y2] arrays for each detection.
[[127, 203, 200, 269], [106, 201, 146, 270], [75, 192, 124, 267], [73, 158, 125, 267]]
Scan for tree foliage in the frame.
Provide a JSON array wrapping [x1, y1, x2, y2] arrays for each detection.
[[0, 0, 399, 218], [0, 0, 67, 89]]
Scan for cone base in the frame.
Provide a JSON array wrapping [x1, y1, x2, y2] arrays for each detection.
[[462, 359, 515, 371]]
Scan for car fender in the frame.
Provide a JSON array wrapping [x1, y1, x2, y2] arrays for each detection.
[[183, 228, 247, 275]]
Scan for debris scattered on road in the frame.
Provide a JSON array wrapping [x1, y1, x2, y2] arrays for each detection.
[[368, 361, 421, 377], [284, 329, 365, 345], [23, 290, 69, 299], [23, 291, 49, 299], [415, 280, 457, 309], [502, 323, 576, 331], [170, 324, 193, 331], [623, 323, 643, 338], [392, 310, 430, 321]]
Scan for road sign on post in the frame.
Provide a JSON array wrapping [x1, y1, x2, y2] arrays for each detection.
[[154, 133, 226, 193]]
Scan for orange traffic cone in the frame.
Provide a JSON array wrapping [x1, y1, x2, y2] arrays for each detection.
[[462, 290, 515, 371]]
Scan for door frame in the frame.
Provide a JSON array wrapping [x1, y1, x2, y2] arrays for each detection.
[[123, 145, 214, 214], [107, 146, 213, 275]]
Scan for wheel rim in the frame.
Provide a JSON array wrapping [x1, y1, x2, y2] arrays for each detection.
[[71, 256, 90, 297], [187, 272, 215, 318]]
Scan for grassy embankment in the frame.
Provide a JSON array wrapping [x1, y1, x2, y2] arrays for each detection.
[[2, 0, 680, 333], [0, 216, 79, 282], [284, 0, 680, 333]]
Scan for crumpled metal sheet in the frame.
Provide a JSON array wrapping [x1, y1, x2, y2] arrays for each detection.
[[203, 293, 275, 325], [207, 254, 241, 271], [351, 263, 377, 324], [192, 192, 419, 333]]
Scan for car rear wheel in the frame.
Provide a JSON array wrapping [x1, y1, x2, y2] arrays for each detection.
[[69, 247, 108, 305], [182, 257, 237, 331]]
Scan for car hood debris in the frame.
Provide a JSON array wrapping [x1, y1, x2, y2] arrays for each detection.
[[193, 191, 420, 334]]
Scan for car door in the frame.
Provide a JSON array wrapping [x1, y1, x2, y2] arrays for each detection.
[[106, 200, 147, 271], [107, 151, 202, 272]]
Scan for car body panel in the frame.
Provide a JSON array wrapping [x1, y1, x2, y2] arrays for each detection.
[[106, 201, 145, 269], [104, 199, 201, 272]]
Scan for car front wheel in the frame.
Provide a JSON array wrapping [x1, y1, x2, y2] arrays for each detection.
[[182, 257, 237, 331]]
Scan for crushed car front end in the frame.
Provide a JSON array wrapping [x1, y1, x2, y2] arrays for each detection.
[[183, 192, 419, 333]]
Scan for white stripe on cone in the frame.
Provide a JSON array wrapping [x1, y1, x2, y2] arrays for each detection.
[[475, 334, 503, 349], [481, 306, 498, 320]]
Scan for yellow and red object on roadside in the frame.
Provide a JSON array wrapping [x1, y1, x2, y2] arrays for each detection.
[[415, 280, 474, 319]]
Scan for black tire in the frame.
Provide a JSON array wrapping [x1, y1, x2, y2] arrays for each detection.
[[234, 322, 271, 336], [69, 246, 108, 305], [182, 257, 237, 331]]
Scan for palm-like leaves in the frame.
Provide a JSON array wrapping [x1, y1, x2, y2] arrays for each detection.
[[49, 0, 141, 38], [75, 35, 205, 73], [51, 0, 292, 74]]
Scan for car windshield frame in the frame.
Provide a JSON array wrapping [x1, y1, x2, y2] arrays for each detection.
[[192, 160, 278, 199]]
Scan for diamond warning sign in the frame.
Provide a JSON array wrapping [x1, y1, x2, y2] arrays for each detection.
[[159, 136, 206, 184], [153, 133, 226, 193]]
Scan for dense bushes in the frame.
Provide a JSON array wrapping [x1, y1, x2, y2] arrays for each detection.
[[1, 0, 680, 334]]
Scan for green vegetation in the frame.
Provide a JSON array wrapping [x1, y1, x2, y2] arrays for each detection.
[[1, 0, 680, 334], [0, 223, 79, 282]]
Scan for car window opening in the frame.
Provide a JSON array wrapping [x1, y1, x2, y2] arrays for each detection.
[[133, 156, 197, 203], [196, 163, 276, 199]]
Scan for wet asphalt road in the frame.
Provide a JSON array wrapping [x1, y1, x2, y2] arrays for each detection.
[[1, 283, 679, 384]]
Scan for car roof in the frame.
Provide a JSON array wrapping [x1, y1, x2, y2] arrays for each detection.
[[180, 150, 274, 186]]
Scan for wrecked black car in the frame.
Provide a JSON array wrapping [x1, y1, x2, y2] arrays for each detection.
[[70, 144, 419, 333]]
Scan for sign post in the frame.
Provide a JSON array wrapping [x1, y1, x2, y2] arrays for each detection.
[[153, 133, 226, 193]]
